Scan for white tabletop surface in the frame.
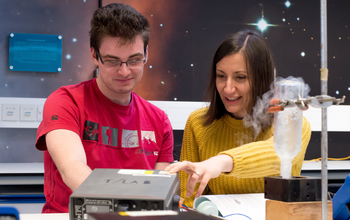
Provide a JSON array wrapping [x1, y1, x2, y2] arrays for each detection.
[[19, 213, 69, 220], [18, 212, 264, 220]]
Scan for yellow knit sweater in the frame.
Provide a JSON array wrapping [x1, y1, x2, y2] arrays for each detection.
[[180, 107, 311, 207]]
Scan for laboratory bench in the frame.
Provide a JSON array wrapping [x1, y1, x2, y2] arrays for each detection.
[[1, 161, 349, 214]]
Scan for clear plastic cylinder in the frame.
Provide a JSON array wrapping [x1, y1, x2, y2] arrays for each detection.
[[273, 80, 304, 179]]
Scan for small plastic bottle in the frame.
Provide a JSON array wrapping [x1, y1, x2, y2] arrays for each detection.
[[273, 79, 304, 179]]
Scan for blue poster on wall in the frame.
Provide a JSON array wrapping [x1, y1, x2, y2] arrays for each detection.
[[8, 33, 62, 72]]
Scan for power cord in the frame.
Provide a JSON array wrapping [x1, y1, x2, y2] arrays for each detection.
[[304, 156, 350, 163], [223, 213, 252, 219]]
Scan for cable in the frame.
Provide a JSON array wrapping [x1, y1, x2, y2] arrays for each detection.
[[181, 204, 194, 212], [304, 156, 350, 163], [188, 202, 252, 219], [209, 214, 226, 219], [223, 213, 252, 219]]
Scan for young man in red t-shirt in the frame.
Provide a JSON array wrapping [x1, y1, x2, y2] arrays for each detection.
[[35, 3, 174, 213]]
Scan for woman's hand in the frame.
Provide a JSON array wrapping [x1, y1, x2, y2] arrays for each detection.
[[165, 155, 233, 198]]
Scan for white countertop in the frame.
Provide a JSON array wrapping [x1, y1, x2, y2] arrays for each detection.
[[0, 163, 44, 174], [301, 160, 350, 170]]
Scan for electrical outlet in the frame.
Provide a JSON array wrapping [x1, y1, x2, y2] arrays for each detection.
[[2, 104, 19, 121], [20, 105, 36, 121]]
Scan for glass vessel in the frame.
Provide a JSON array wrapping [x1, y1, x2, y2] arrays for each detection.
[[273, 80, 304, 179]]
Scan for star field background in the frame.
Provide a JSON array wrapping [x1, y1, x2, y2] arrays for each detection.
[[1, 0, 349, 101], [0, 0, 349, 163], [104, 0, 350, 103]]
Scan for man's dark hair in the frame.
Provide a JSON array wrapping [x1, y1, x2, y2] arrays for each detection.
[[204, 29, 275, 126], [90, 3, 150, 55]]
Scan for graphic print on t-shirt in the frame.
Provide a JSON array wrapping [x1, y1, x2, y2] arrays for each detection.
[[102, 126, 118, 147], [134, 131, 158, 156], [83, 120, 99, 141], [141, 131, 156, 144], [122, 129, 139, 148]]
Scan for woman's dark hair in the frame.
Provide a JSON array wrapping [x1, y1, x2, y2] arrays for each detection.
[[203, 29, 275, 126], [89, 3, 150, 54]]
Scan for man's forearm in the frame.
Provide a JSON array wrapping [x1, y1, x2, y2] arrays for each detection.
[[60, 160, 92, 192]]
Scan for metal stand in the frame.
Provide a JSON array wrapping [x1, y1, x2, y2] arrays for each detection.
[[320, 0, 328, 220]]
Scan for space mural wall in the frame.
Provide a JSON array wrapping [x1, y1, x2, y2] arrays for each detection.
[[1, 0, 349, 162], [104, 0, 350, 103]]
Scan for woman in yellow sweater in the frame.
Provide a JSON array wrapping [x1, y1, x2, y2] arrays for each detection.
[[165, 30, 311, 207]]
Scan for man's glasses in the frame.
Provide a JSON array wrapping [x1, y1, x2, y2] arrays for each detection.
[[96, 50, 146, 69]]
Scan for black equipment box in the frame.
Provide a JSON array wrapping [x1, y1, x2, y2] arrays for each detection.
[[69, 169, 180, 220], [264, 176, 321, 202]]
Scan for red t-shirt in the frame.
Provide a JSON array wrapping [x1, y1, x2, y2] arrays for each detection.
[[36, 78, 174, 213]]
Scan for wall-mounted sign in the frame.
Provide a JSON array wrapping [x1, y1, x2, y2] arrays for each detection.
[[8, 33, 63, 72]]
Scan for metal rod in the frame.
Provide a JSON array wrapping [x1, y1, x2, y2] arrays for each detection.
[[320, 0, 328, 219]]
